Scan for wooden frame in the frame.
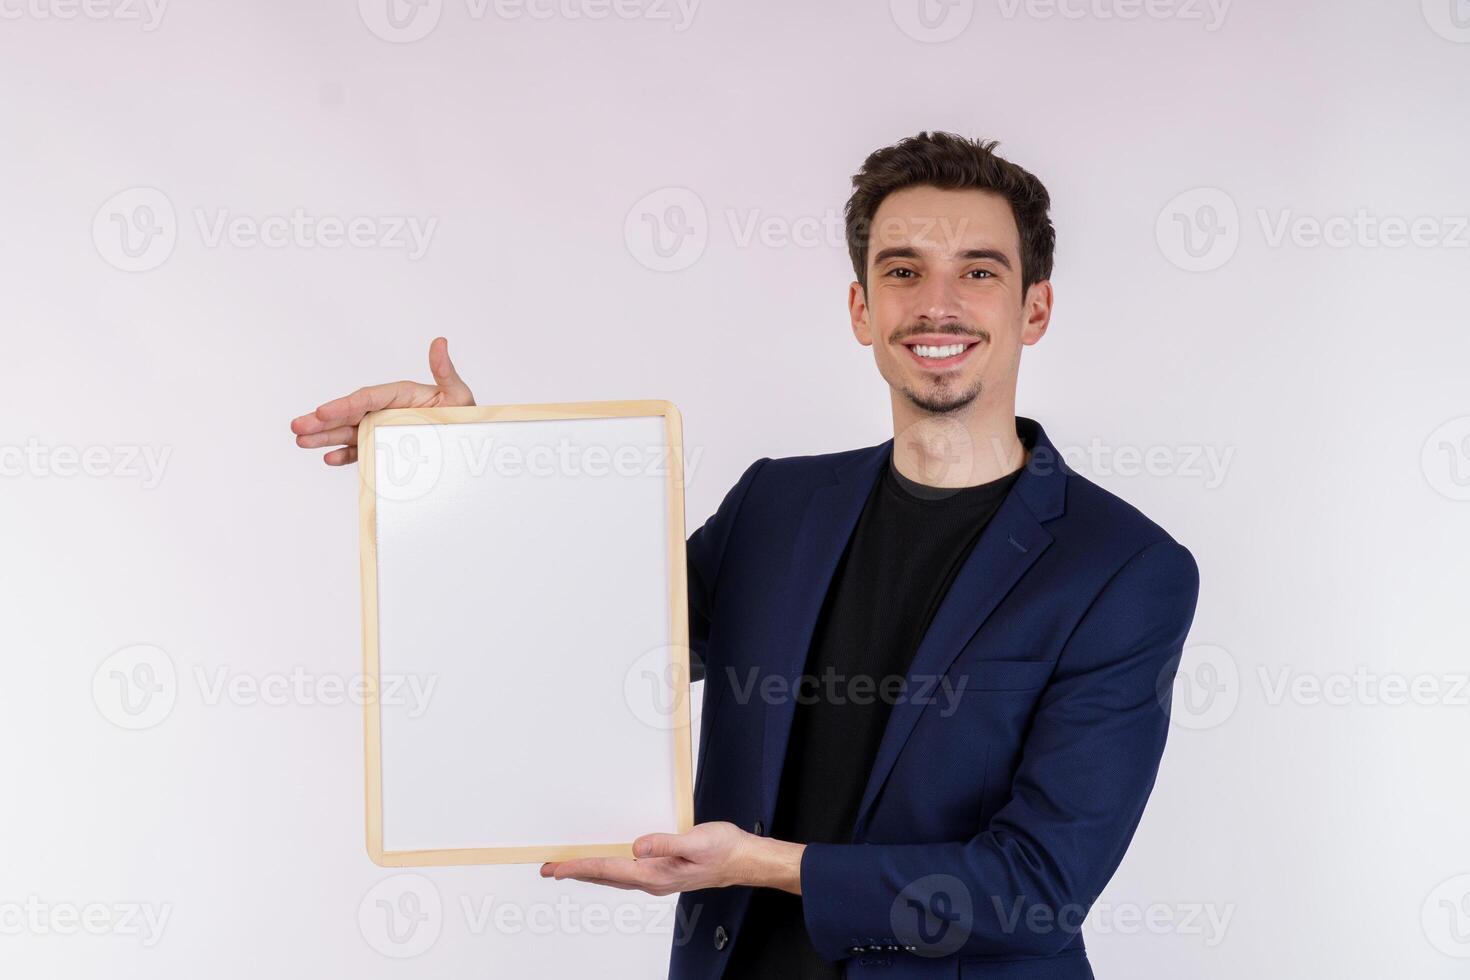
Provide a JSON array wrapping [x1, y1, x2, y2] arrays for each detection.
[[358, 400, 693, 866]]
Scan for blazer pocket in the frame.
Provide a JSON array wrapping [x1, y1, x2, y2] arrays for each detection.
[[953, 658, 1057, 692]]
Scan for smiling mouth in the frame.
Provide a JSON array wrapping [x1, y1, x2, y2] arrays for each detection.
[[899, 337, 982, 370]]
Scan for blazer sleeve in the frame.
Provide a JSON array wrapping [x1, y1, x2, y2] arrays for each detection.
[[799, 537, 1201, 961], [684, 457, 768, 684]]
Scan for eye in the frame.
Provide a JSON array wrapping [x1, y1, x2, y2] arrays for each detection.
[[964, 268, 995, 279], [886, 267, 916, 279]]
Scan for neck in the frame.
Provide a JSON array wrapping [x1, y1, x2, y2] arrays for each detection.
[[889, 392, 1026, 489]]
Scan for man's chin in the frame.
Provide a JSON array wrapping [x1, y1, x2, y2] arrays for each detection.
[[901, 380, 982, 415]]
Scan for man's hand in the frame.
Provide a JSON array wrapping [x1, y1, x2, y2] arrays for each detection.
[[289, 336, 475, 465], [540, 822, 805, 897]]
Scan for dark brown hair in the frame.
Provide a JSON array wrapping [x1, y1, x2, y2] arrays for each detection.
[[844, 131, 1055, 295]]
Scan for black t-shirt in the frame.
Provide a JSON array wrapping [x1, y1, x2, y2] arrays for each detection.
[[723, 450, 1022, 978]]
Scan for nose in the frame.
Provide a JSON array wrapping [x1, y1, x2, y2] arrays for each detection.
[[912, 272, 964, 325]]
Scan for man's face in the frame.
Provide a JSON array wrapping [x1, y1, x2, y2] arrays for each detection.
[[849, 185, 1051, 415]]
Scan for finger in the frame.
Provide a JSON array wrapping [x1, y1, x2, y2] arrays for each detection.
[[550, 857, 648, 885], [315, 381, 431, 425], [323, 445, 358, 466], [291, 410, 337, 436], [634, 833, 693, 860], [428, 336, 474, 404], [295, 425, 357, 450], [563, 876, 643, 891]]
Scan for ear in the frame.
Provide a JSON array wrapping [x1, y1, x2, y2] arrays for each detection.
[[849, 281, 873, 347], [1020, 280, 1053, 346]]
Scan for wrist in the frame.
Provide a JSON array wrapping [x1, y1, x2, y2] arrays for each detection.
[[742, 836, 805, 895]]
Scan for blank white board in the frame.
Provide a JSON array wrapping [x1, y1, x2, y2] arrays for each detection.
[[358, 401, 693, 866]]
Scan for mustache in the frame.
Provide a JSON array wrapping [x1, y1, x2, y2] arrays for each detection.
[[893, 325, 990, 344]]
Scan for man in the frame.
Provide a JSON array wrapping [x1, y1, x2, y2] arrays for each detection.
[[291, 132, 1200, 979]]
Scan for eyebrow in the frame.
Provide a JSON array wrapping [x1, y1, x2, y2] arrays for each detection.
[[872, 245, 1013, 270]]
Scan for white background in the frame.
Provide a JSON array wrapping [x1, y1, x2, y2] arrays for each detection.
[[2, 0, 1468, 976]]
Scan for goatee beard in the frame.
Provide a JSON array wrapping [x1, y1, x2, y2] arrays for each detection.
[[902, 379, 983, 415]]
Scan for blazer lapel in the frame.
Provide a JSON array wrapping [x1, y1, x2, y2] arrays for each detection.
[[757, 418, 1070, 836], [759, 441, 890, 821], [851, 417, 1068, 838]]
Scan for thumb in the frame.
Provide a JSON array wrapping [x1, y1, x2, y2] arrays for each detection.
[[427, 337, 473, 400], [634, 833, 691, 859]]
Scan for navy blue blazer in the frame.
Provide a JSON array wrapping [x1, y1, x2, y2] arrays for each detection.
[[670, 417, 1200, 980]]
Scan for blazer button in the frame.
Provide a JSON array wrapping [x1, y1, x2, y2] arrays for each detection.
[[753, 820, 764, 836], [713, 925, 729, 950]]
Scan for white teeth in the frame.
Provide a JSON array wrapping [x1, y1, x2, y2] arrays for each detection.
[[912, 343, 967, 359]]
